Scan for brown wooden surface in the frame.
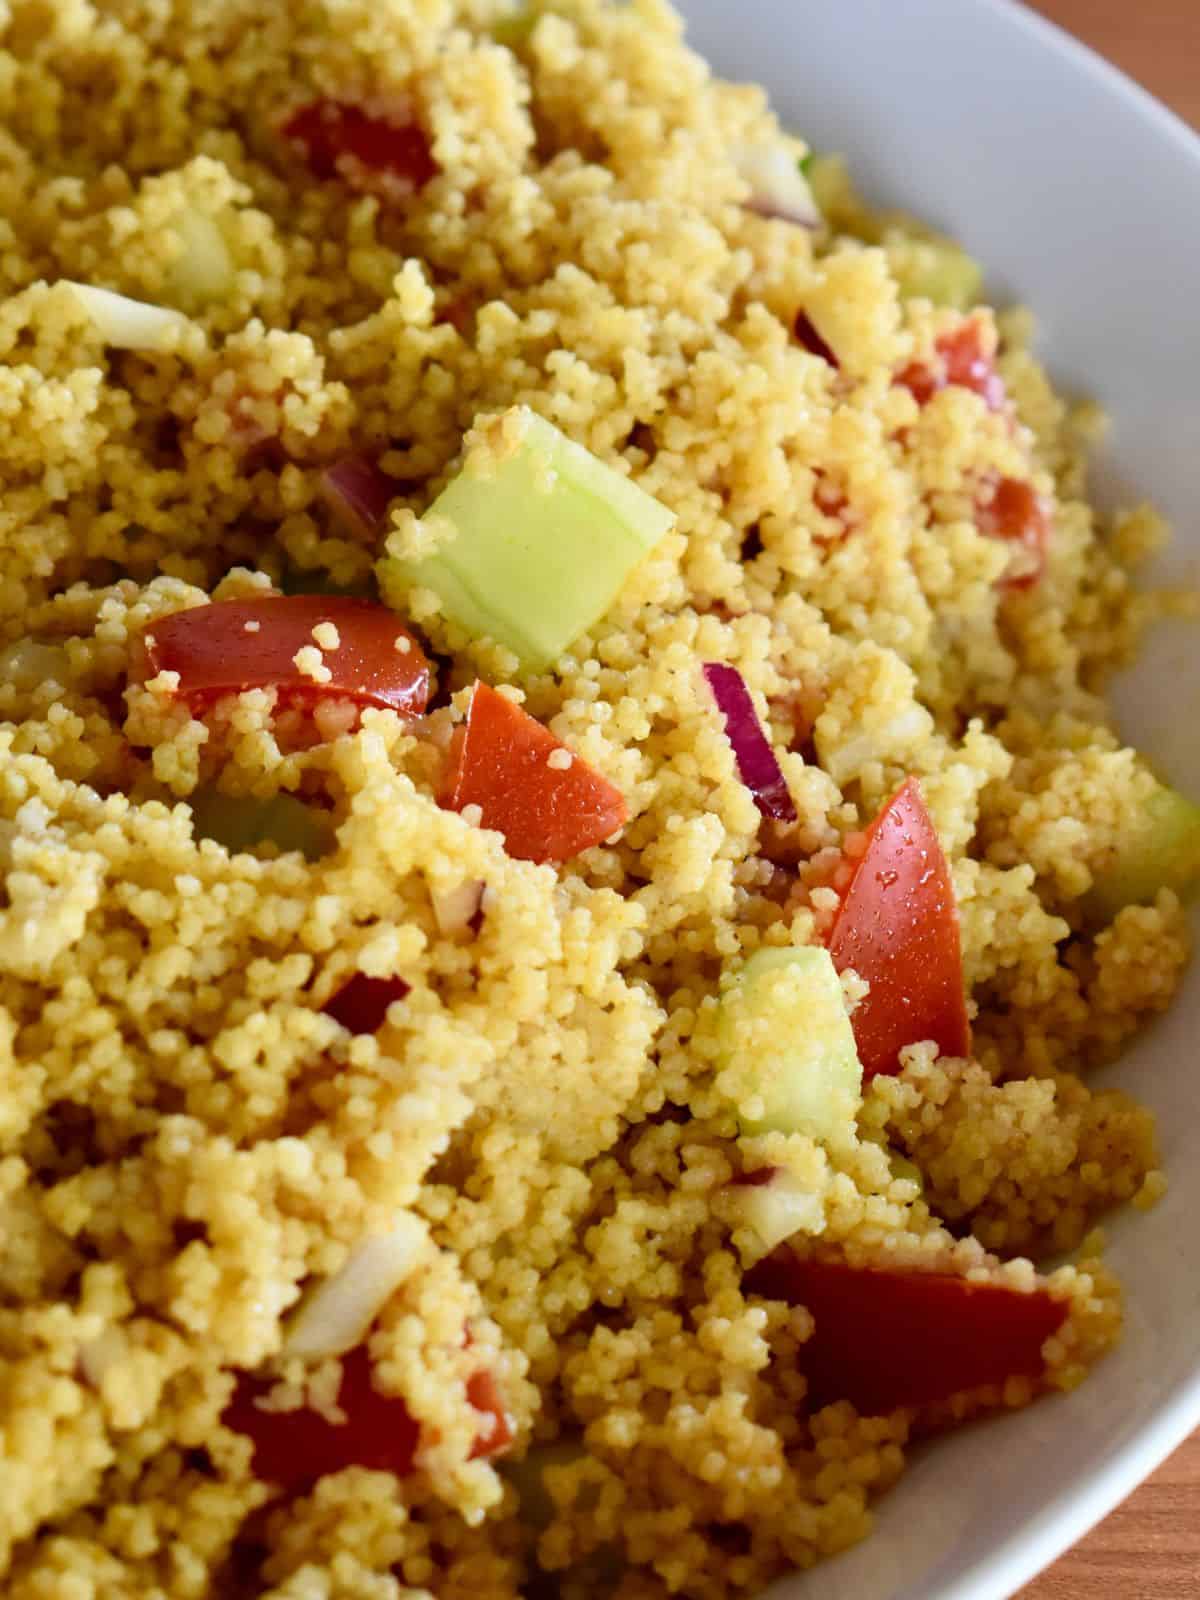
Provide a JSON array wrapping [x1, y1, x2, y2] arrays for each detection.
[[1017, 11, 1200, 1595]]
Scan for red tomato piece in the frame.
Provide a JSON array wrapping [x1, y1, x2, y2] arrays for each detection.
[[282, 101, 438, 192], [897, 318, 1006, 412], [744, 1250, 1069, 1414], [977, 476, 1051, 589], [440, 682, 628, 865], [939, 320, 1007, 410], [895, 359, 941, 407], [466, 1368, 515, 1459], [223, 1345, 510, 1492], [826, 778, 970, 1079], [143, 596, 431, 717], [322, 973, 410, 1034]]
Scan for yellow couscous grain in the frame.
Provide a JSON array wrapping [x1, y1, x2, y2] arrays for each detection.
[[0, 2, 1191, 1597]]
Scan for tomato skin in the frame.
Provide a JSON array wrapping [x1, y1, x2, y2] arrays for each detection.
[[897, 318, 1006, 412], [978, 476, 1051, 589], [440, 682, 628, 865], [826, 778, 970, 1079], [143, 596, 431, 717], [282, 101, 438, 191], [322, 974, 410, 1034], [744, 1250, 1069, 1414], [223, 1345, 510, 1492]]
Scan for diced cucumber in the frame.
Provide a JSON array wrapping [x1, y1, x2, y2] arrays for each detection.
[[378, 406, 675, 670], [1087, 782, 1200, 920], [885, 232, 983, 310], [189, 787, 334, 862], [727, 1169, 826, 1252], [715, 945, 863, 1146], [503, 1440, 585, 1531], [166, 209, 236, 311], [803, 156, 981, 308]]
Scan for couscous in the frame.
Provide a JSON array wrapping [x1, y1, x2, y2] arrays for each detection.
[[0, 2, 1196, 1596]]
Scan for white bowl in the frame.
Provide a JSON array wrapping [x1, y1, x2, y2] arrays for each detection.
[[676, 2, 1200, 1596]]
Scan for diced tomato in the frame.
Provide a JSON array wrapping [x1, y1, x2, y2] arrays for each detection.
[[811, 470, 853, 548], [143, 596, 431, 717], [466, 1368, 515, 1457], [322, 973, 410, 1034], [826, 778, 970, 1078], [897, 317, 1006, 412], [223, 1344, 510, 1493], [742, 1248, 1068, 1414], [744, 1250, 1069, 1414], [440, 682, 628, 865], [282, 100, 438, 193], [895, 359, 940, 407], [793, 310, 839, 369], [939, 320, 1007, 409], [977, 476, 1051, 589]]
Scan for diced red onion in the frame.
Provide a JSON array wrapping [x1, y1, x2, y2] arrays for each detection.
[[731, 143, 821, 229], [793, 310, 839, 369], [319, 455, 400, 542], [323, 972, 410, 1034], [431, 878, 485, 935], [703, 663, 797, 824]]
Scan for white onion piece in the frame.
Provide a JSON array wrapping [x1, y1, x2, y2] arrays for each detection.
[[731, 142, 820, 229], [431, 878, 485, 935], [281, 1215, 429, 1361], [728, 1168, 826, 1253], [61, 281, 189, 352]]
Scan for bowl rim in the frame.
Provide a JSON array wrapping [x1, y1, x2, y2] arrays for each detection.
[[873, 3, 1200, 1594]]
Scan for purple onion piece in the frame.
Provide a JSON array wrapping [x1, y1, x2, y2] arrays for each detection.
[[793, 310, 840, 369], [319, 454, 400, 542], [703, 662, 798, 824]]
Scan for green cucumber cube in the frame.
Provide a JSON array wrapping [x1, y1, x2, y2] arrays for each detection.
[[1088, 782, 1200, 920], [378, 406, 674, 670], [189, 787, 333, 863], [885, 230, 983, 310], [716, 945, 863, 1146], [885, 232, 983, 310]]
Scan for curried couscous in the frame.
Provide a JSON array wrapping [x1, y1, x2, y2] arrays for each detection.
[[1, 2, 1197, 1596]]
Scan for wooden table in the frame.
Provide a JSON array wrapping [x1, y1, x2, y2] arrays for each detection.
[[1015, 11, 1200, 1598]]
